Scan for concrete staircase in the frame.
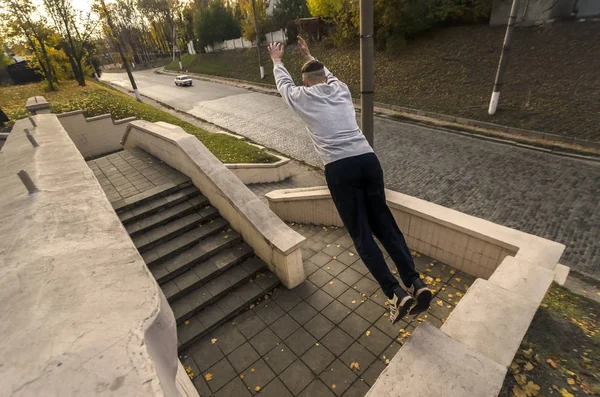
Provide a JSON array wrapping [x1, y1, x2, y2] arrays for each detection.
[[116, 179, 280, 351]]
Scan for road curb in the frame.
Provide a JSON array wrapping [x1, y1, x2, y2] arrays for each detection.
[[157, 67, 600, 161]]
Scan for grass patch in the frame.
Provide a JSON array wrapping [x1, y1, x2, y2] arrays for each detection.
[[0, 80, 276, 164], [499, 284, 600, 397], [167, 22, 600, 142]]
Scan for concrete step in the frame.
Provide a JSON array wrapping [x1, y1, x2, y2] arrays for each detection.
[[119, 184, 199, 224], [162, 242, 254, 301], [151, 231, 244, 285], [126, 195, 209, 237], [115, 180, 193, 215], [178, 270, 281, 352], [142, 217, 229, 267], [170, 256, 268, 325], [133, 206, 220, 253]]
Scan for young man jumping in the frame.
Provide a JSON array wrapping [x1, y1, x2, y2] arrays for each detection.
[[268, 38, 433, 324]]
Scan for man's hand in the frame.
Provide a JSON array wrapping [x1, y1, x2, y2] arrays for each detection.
[[268, 42, 284, 62], [297, 36, 311, 61]]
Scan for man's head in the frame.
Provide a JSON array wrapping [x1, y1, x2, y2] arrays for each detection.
[[302, 60, 327, 87]]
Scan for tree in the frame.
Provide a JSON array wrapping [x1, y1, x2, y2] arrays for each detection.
[[272, 0, 310, 28], [194, 0, 240, 48], [43, 0, 96, 86], [238, 0, 267, 42], [1, 0, 58, 90]]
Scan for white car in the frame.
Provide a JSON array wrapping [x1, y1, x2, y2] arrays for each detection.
[[174, 75, 192, 87]]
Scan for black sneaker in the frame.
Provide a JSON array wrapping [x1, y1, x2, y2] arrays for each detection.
[[388, 287, 415, 325], [408, 278, 433, 316]]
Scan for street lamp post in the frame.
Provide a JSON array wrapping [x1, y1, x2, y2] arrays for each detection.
[[360, 0, 374, 147], [251, 0, 265, 79]]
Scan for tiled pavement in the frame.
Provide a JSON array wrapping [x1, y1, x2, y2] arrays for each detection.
[[87, 149, 188, 203], [184, 224, 476, 397]]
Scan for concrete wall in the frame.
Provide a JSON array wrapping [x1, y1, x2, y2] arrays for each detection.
[[266, 186, 566, 396], [0, 114, 195, 396], [57, 110, 135, 159], [490, 0, 598, 24], [576, 0, 600, 17], [122, 120, 307, 288]]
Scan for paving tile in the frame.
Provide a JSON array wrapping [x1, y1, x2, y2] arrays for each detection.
[[437, 284, 464, 305], [271, 314, 301, 340], [353, 277, 380, 296], [302, 248, 317, 261], [306, 289, 335, 312], [323, 260, 347, 277], [350, 260, 369, 276], [427, 300, 454, 322], [256, 302, 285, 325], [323, 244, 345, 257], [354, 300, 386, 324], [342, 379, 370, 397], [304, 313, 335, 340], [181, 354, 200, 380], [303, 260, 319, 276], [285, 328, 317, 356], [374, 315, 408, 339], [204, 357, 237, 393], [213, 324, 246, 355], [240, 359, 276, 395], [380, 340, 402, 362], [289, 301, 318, 325], [198, 304, 226, 330], [339, 313, 371, 340], [178, 316, 205, 345], [250, 328, 281, 356], [319, 359, 357, 396], [339, 342, 376, 376], [190, 336, 225, 372], [264, 343, 297, 375], [322, 300, 352, 325], [321, 328, 354, 357], [337, 268, 363, 287], [322, 279, 349, 298], [274, 289, 303, 311], [299, 380, 336, 397], [338, 288, 365, 310], [308, 269, 334, 288], [336, 250, 360, 266], [279, 359, 315, 395], [292, 281, 319, 299], [215, 377, 251, 397], [236, 313, 267, 339], [302, 344, 336, 374], [358, 327, 392, 356], [310, 252, 334, 267], [227, 342, 261, 373], [306, 239, 328, 253], [193, 373, 213, 396], [361, 359, 386, 386], [259, 378, 293, 397]]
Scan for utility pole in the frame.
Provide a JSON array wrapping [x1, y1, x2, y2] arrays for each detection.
[[172, 26, 176, 61], [360, 0, 374, 147], [251, 0, 264, 79], [100, 0, 142, 102], [488, 0, 519, 115]]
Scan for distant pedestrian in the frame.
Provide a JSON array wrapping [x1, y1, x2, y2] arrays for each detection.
[[268, 38, 432, 323]]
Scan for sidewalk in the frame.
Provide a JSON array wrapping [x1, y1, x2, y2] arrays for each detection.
[[185, 222, 475, 397]]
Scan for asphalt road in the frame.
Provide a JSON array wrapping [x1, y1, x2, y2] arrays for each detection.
[[102, 70, 600, 277]]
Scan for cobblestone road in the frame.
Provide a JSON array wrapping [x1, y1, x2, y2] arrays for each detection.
[[102, 71, 600, 277]]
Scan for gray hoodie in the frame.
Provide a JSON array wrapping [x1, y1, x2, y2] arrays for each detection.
[[273, 60, 373, 165]]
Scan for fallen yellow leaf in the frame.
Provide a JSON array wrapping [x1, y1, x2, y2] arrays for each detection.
[[455, 277, 462, 282], [512, 385, 527, 397], [514, 373, 527, 386], [336, 244, 341, 248], [205, 373, 213, 381], [240, 374, 245, 379], [332, 384, 336, 389], [365, 330, 371, 336], [524, 362, 534, 371], [547, 359, 557, 368], [435, 278, 441, 283], [254, 386, 261, 392], [184, 320, 190, 325], [350, 361, 360, 370], [559, 388, 574, 397], [329, 281, 334, 285], [524, 381, 540, 396], [211, 338, 217, 344], [250, 368, 255, 373], [224, 235, 229, 239], [450, 270, 456, 275], [567, 378, 575, 385], [351, 300, 357, 304], [349, 252, 355, 256], [333, 256, 337, 260], [385, 359, 390, 365]]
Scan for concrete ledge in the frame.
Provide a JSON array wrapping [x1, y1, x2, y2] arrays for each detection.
[[365, 323, 506, 397], [265, 187, 565, 278], [488, 256, 555, 305], [441, 279, 539, 368], [553, 263, 570, 285], [25, 95, 50, 114], [57, 110, 136, 159], [122, 120, 306, 288], [1, 114, 187, 396]]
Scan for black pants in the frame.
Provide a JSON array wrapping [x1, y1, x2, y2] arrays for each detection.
[[325, 153, 419, 299]]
